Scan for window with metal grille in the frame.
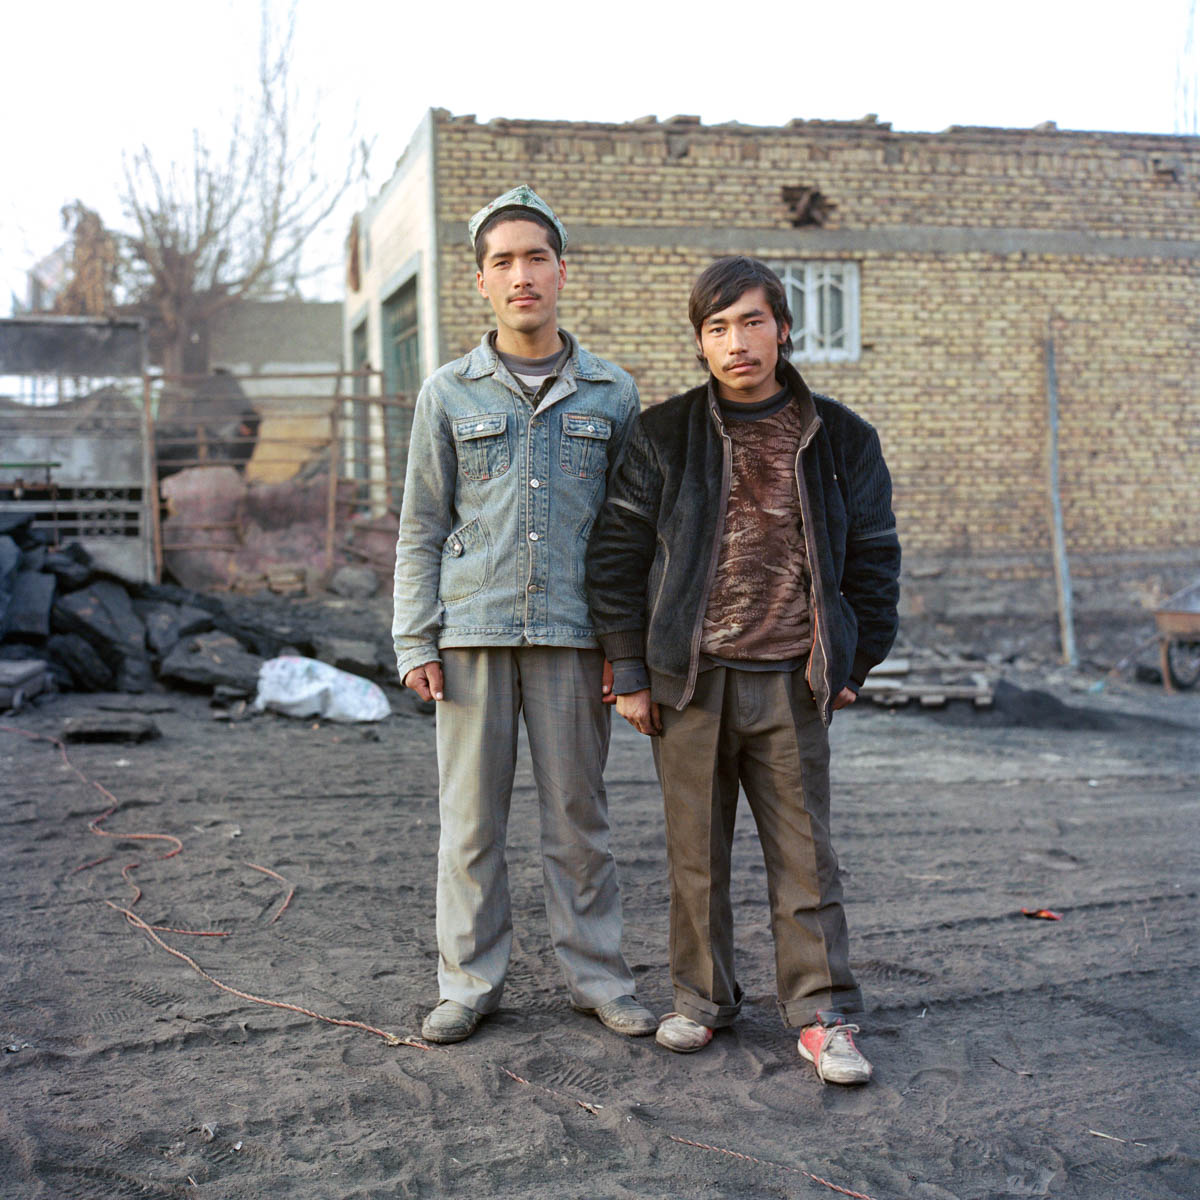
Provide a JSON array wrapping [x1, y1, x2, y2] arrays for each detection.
[[769, 262, 860, 363]]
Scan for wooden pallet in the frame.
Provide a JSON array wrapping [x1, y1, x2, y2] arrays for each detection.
[[861, 672, 993, 708]]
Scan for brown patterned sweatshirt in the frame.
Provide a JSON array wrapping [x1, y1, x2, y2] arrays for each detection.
[[699, 391, 812, 663]]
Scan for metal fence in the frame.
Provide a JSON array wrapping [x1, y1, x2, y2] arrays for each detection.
[[1, 382, 155, 581], [149, 367, 413, 584], [2, 368, 414, 587]]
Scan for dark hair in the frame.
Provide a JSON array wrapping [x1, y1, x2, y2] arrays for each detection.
[[474, 209, 562, 269], [688, 256, 794, 365]]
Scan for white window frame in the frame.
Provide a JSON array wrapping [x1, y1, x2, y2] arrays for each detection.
[[769, 261, 861, 364]]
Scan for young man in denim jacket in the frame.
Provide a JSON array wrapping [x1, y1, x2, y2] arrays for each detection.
[[586, 257, 901, 1083], [393, 186, 655, 1044]]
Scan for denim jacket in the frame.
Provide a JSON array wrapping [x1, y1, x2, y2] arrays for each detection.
[[393, 330, 640, 681]]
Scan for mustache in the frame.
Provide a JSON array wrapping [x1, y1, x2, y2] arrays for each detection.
[[723, 356, 760, 369], [509, 291, 542, 301]]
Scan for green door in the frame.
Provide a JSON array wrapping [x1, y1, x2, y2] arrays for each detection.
[[349, 319, 370, 501], [382, 279, 420, 509]]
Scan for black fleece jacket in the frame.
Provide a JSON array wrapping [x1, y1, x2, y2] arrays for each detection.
[[584, 361, 901, 724]]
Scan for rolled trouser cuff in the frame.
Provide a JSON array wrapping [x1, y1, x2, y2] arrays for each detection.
[[779, 992, 865, 1029], [673, 981, 743, 1030]]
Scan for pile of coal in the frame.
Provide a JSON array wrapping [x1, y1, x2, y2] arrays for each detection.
[[0, 513, 395, 711]]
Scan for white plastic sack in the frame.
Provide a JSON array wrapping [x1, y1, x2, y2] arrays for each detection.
[[253, 655, 391, 723]]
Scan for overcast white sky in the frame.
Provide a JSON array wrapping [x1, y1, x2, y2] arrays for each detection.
[[2, 0, 1196, 313]]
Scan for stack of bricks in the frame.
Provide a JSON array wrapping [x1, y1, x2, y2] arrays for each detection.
[[425, 112, 1199, 613]]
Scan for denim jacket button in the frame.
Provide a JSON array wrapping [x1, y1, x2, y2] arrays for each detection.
[[530, 478, 540, 488], [528, 531, 539, 541]]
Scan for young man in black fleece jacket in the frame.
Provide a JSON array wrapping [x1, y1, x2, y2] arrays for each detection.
[[585, 257, 901, 1084]]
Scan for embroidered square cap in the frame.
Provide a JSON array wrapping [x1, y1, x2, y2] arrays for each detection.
[[468, 185, 567, 254]]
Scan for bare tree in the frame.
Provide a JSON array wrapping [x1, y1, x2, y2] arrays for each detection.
[[121, 2, 360, 376]]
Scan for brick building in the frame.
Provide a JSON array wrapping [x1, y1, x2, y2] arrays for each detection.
[[344, 109, 1199, 625]]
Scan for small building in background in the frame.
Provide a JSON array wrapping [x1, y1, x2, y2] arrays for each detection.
[[205, 298, 343, 485], [0, 315, 153, 582], [0, 303, 370, 593], [345, 109, 1200, 629]]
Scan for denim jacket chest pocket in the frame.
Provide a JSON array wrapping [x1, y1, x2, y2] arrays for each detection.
[[559, 412, 612, 479], [454, 413, 510, 481]]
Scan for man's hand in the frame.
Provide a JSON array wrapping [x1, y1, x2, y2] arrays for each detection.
[[832, 686, 858, 711], [615, 688, 661, 736], [404, 661, 444, 702], [601, 659, 616, 705]]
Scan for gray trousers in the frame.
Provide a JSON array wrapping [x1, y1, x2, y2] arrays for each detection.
[[433, 646, 635, 1013], [652, 666, 863, 1029]]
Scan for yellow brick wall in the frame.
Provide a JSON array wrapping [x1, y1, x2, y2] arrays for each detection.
[[431, 114, 1199, 575], [434, 116, 1195, 239]]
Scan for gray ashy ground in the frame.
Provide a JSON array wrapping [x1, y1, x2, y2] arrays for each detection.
[[0, 670, 1197, 1199]]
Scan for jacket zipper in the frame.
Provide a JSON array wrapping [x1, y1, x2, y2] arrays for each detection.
[[681, 409, 732, 709], [794, 437, 834, 726]]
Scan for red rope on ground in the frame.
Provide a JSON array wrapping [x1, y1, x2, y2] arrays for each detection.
[[108, 903, 429, 1050], [497, 1066, 603, 1115], [114, 897, 881, 1199], [246, 862, 296, 924], [0, 724, 182, 858], [71, 854, 113, 874], [4, 722, 886, 1200], [1, 725, 122, 811], [89, 805, 182, 858], [3, 724, 255, 937], [120, 862, 143, 907]]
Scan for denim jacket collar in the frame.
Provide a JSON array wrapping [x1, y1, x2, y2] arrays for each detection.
[[456, 329, 618, 385]]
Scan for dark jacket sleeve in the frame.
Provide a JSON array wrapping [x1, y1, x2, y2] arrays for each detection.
[[841, 424, 901, 687], [585, 420, 663, 662]]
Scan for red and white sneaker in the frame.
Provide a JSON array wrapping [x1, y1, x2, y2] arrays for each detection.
[[797, 1022, 872, 1085]]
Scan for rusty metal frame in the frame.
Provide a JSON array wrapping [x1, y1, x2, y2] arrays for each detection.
[[147, 368, 413, 587]]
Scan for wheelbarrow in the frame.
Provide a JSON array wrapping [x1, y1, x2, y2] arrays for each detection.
[[1154, 580, 1200, 693]]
